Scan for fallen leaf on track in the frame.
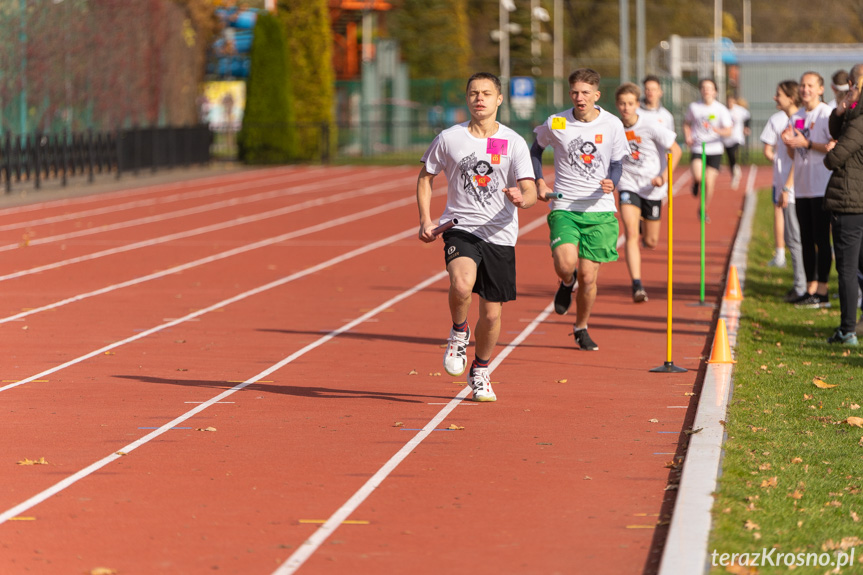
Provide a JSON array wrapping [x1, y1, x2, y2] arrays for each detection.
[[17, 457, 48, 466], [648, 418, 659, 423], [447, 424, 464, 430], [557, 379, 567, 383], [408, 370, 418, 375], [393, 422, 404, 427], [90, 568, 117, 575], [196, 427, 217, 432]]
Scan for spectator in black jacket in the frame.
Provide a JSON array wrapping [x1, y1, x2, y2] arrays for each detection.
[[824, 64, 863, 345]]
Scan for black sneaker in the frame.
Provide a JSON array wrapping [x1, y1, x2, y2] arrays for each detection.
[[554, 279, 575, 315], [573, 328, 598, 351], [794, 293, 831, 309], [784, 289, 805, 303]]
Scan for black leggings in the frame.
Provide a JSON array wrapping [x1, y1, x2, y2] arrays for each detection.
[[725, 144, 739, 172], [795, 197, 833, 284]]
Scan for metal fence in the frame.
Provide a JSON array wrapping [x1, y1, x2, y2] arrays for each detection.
[[1, 125, 212, 192]]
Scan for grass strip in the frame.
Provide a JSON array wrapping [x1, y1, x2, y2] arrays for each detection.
[[708, 188, 863, 574]]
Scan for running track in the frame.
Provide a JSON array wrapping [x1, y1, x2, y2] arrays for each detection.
[[0, 165, 768, 574]]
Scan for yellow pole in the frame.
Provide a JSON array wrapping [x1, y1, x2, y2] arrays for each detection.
[[651, 152, 687, 373], [666, 151, 673, 362]]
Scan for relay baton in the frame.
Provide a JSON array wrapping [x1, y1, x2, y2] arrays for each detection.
[[546, 192, 563, 199], [432, 218, 458, 237]]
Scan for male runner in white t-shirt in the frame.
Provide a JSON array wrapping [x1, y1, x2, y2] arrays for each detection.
[[531, 68, 629, 351], [417, 72, 537, 402], [683, 78, 733, 221], [640, 75, 675, 130], [614, 82, 681, 303]]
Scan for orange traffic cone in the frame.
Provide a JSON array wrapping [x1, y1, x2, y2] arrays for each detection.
[[724, 265, 743, 301], [707, 318, 736, 363]]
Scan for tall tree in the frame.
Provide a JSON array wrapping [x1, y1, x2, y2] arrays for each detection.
[[278, 0, 336, 161], [391, 0, 470, 79], [237, 11, 295, 163]]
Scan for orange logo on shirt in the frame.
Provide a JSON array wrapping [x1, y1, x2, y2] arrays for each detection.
[[595, 134, 603, 144], [491, 154, 501, 164]]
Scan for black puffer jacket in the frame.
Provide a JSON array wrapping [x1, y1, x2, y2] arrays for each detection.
[[824, 95, 863, 213]]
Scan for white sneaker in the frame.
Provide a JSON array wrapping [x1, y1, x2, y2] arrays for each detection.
[[767, 254, 786, 268], [469, 367, 496, 402], [443, 326, 470, 376]]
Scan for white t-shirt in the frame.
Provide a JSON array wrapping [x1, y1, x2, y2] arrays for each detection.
[[618, 115, 678, 201], [533, 107, 629, 213], [789, 102, 832, 199], [421, 122, 533, 246], [684, 100, 732, 156], [759, 110, 796, 204], [722, 105, 751, 147], [639, 104, 675, 132]]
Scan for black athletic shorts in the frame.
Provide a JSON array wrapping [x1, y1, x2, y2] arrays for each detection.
[[618, 190, 662, 221], [442, 229, 516, 303], [690, 153, 722, 170]]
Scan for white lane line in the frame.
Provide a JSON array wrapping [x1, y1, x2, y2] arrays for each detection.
[[274, 305, 555, 575], [0, 171, 413, 253], [0, 176, 418, 284], [0, 224, 419, 394], [0, 165, 341, 217], [0, 268, 450, 526], [0, 193, 425, 325], [273, 215, 551, 575], [0, 170, 313, 232]]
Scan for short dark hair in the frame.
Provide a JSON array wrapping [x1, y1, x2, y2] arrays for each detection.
[[642, 74, 661, 86], [466, 72, 501, 94], [698, 78, 717, 91], [569, 68, 601, 88], [615, 82, 641, 101]]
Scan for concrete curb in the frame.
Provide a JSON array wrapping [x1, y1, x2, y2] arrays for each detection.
[[657, 166, 758, 575]]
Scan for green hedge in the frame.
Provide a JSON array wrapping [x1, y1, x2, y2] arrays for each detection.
[[237, 12, 296, 164]]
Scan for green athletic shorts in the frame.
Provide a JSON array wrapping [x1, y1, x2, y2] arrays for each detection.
[[547, 210, 619, 263]]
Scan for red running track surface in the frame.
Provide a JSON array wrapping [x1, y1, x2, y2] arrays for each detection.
[[0, 164, 768, 574]]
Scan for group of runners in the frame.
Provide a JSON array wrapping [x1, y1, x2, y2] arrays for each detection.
[[415, 69, 742, 402]]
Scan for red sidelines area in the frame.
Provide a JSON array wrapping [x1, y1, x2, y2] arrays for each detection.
[[0, 165, 768, 574]]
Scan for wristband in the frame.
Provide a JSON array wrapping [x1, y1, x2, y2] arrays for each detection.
[[807, 139, 813, 150], [782, 186, 791, 193]]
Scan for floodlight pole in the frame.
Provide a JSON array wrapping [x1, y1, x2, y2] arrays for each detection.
[[499, 0, 514, 123], [553, 0, 563, 107], [19, 0, 27, 135], [714, 0, 723, 98], [636, 0, 645, 83], [619, 0, 629, 83]]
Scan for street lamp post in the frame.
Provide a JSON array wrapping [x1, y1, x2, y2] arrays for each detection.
[[499, 0, 515, 123], [19, 0, 27, 135]]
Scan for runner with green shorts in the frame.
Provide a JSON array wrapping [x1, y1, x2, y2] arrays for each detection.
[[531, 68, 629, 351]]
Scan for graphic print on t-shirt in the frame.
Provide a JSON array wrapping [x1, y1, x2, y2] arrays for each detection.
[[567, 137, 604, 179], [458, 153, 498, 206], [793, 117, 811, 160], [624, 130, 642, 164]]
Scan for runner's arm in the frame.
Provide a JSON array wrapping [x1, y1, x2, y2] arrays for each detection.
[[416, 166, 438, 243]]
